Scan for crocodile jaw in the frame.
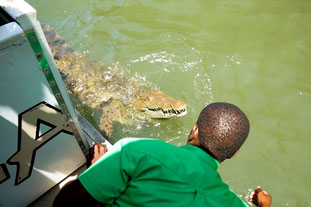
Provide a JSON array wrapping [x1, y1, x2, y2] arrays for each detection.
[[144, 105, 187, 118], [135, 90, 187, 119]]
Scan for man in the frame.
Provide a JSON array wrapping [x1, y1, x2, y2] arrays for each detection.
[[53, 102, 272, 207]]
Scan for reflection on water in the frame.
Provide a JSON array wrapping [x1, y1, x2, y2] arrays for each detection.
[[29, 0, 311, 205]]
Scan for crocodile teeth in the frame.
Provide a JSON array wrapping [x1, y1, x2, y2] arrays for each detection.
[[147, 107, 186, 116]]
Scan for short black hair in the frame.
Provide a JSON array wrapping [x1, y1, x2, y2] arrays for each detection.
[[197, 102, 250, 162]]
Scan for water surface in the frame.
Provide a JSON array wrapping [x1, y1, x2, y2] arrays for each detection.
[[28, 0, 311, 205]]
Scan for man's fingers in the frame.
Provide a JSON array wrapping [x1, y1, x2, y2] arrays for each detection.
[[250, 186, 262, 206], [90, 144, 107, 166], [99, 145, 107, 155], [94, 144, 99, 154], [255, 186, 262, 194], [251, 191, 258, 206], [93, 144, 107, 155]]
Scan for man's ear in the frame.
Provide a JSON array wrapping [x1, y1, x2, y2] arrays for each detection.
[[188, 123, 200, 146], [192, 123, 198, 135]]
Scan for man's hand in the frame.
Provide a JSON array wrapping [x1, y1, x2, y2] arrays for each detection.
[[250, 186, 272, 207], [87, 144, 107, 167]]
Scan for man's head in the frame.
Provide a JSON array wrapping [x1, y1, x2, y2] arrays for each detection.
[[188, 102, 250, 163]]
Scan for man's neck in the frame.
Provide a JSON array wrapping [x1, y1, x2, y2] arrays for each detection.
[[188, 143, 222, 163]]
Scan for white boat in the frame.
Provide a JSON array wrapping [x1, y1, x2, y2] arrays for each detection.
[[0, 1, 110, 206]]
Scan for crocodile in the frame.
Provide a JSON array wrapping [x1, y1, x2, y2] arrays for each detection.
[[42, 24, 187, 137]]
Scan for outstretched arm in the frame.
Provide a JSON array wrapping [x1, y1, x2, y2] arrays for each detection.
[[250, 186, 272, 207]]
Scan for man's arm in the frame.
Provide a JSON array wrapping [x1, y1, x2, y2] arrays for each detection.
[[53, 179, 98, 207], [251, 186, 272, 207], [54, 139, 135, 205]]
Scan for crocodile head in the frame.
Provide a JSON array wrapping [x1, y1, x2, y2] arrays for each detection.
[[135, 90, 187, 119]]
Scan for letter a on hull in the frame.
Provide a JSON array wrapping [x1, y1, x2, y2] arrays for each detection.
[[7, 102, 73, 185]]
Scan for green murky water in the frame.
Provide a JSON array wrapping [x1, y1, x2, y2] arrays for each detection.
[[27, 0, 311, 206]]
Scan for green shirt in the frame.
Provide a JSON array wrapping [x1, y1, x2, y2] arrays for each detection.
[[79, 138, 248, 207]]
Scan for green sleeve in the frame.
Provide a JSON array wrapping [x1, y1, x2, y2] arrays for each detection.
[[78, 138, 136, 204]]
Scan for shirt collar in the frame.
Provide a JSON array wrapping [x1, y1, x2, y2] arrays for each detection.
[[181, 144, 220, 169]]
